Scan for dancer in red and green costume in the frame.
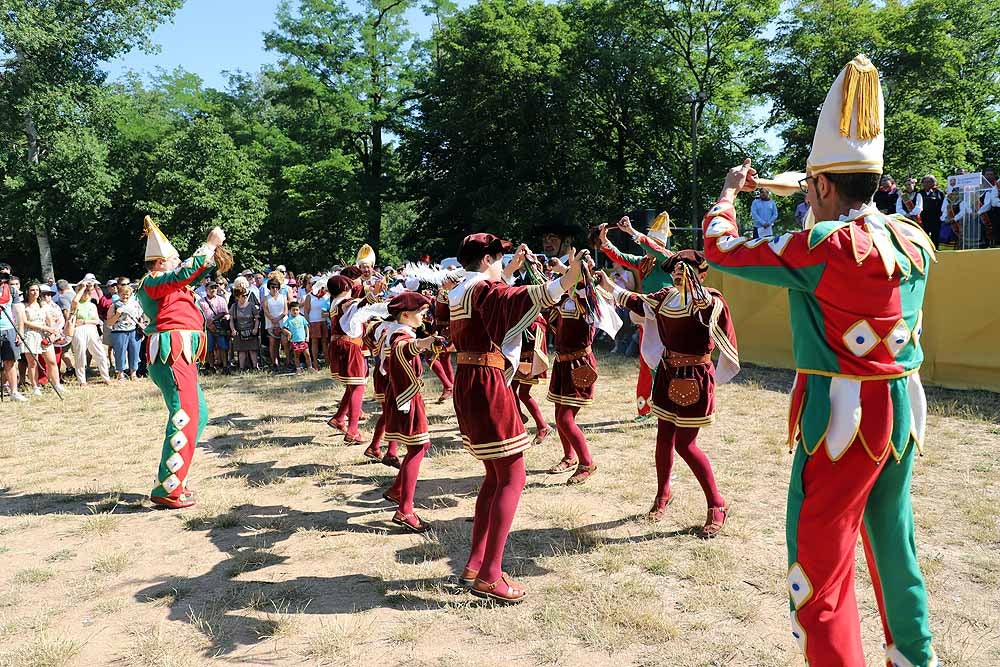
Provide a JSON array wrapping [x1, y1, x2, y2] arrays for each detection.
[[138, 216, 230, 510], [703, 55, 937, 666], [598, 213, 672, 420]]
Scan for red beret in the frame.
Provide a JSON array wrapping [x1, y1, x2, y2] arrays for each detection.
[[387, 291, 430, 318], [457, 233, 512, 267], [341, 266, 364, 280], [327, 275, 353, 296]]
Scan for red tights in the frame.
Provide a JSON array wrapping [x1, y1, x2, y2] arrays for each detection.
[[334, 385, 365, 439], [554, 404, 592, 466], [654, 421, 724, 509], [513, 383, 547, 431], [430, 358, 454, 391], [370, 413, 398, 457], [388, 441, 430, 514], [465, 453, 527, 583]]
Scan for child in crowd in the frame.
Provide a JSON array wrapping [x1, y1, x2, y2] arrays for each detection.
[[282, 302, 311, 372]]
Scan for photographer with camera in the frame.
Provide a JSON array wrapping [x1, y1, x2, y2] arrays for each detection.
[[198, 281, 231, 373], [0, 263, 28, 401]]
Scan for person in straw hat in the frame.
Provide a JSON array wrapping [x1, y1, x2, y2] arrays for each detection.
[[137, 216, 231, 510], [702, 55, 937, 666]]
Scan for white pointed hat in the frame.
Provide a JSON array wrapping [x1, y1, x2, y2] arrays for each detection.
[[806, 55, 884, 176], [647, 211, 672, 244], [143, 215, 179, 261], [356, 243, 376, 266]]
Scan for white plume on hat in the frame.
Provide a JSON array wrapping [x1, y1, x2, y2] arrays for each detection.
[[806, 54, 884, 176]]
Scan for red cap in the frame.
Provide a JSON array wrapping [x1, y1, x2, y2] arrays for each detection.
[[327, 275, 353, 296], [387, 291, 431, 318], [457, 233, 512, 267]]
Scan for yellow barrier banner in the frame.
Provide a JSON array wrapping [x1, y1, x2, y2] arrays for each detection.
[[707, 248, 1000, 392]]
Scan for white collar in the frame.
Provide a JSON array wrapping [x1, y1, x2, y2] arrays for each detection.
[[839, 203, 879, 221]]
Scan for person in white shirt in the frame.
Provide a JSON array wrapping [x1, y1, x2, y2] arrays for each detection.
[[977, 169, 998, 247], [750, 189, 778, 238], [895, 177, 923, 222]]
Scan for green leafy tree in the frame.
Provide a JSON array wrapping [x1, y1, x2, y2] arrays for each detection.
[[762, 0, 1000, 178], [0, 0, 183, 279], [265, 0, 421, 258]]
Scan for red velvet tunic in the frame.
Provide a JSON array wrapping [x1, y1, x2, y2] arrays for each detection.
[[449, 275, 562, 460], [546, 293, 597, 407], [384, 329, 430, 448], [617, 286, 737, 427], [330, 297, 368, 385], [367, 321, 388, 402], [513, 315, 548, 386]]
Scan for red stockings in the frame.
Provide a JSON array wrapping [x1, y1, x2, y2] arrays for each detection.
[[514, 383, 547, 432], [389, 441, 430, 514], [465, 453, 527, 583], [430, 358, 454, 391], [370, 413, 397, 456], [654, 420, 724, 509], [335, 385, 365, 439], [554, 404, 592, 466]]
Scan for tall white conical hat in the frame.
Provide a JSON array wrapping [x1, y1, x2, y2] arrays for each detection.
[[806, 55, 884, 176], [647, 211, 672, 244], [356, 243, 376, 266], [144, 215, 179, 261]]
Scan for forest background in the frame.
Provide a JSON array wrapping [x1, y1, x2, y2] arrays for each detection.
[[1, 0, 998, 279]]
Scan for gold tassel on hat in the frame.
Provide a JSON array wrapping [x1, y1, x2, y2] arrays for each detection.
[[839, 55, 881, 141]]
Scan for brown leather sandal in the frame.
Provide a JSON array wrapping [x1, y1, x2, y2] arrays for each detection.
[[382, 454, 401, 469], [344, 434, 365, 447], [327, 417, 347, 432], [470, 572, 527, 603], [532, 426, 553, 445], [363, 444, 382, 461], [382, 489, 400, 505], [699, 502, 730, 539], [392, 511, 431, 533], [436, 388, 453, 404], [567, 463, 598, 485], [458, 567, 479, 587], [547, 457, 578, 474], [645, 490, 674, 522]]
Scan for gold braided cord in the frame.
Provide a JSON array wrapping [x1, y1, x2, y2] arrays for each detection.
[[839, 55, 881, 140]]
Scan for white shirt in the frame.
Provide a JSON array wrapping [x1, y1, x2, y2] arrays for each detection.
[[896, 191, 923, 218], [941, 197, 970, 221], [977, 185, 999, 215]]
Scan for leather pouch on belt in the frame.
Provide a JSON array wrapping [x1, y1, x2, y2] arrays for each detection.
[[668, 378, 700, 406], [571, 362, 598, 389]]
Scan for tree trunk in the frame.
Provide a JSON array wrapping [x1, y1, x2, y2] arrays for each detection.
[[24, 110, 55, 281], [368, 122, 383, 258]]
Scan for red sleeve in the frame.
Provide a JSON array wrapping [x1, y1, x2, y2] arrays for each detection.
[[614, 286, 670, 317], [477, 281, 560, 346]]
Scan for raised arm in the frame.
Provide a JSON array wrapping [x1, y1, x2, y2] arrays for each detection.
[[702, 160, 829, 292]]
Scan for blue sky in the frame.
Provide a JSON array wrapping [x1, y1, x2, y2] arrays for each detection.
[[107, 0, 780, 151], [107, 0, 446, 89]]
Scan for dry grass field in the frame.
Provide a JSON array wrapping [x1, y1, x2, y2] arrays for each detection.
[[2, 356, 999, 667]]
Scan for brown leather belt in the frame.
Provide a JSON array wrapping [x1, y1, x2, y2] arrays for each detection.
[[663, 350, 711, 367], [457, 351, 506, 370], [557, 346, 592, 363], [331, 334, 363, 346]]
